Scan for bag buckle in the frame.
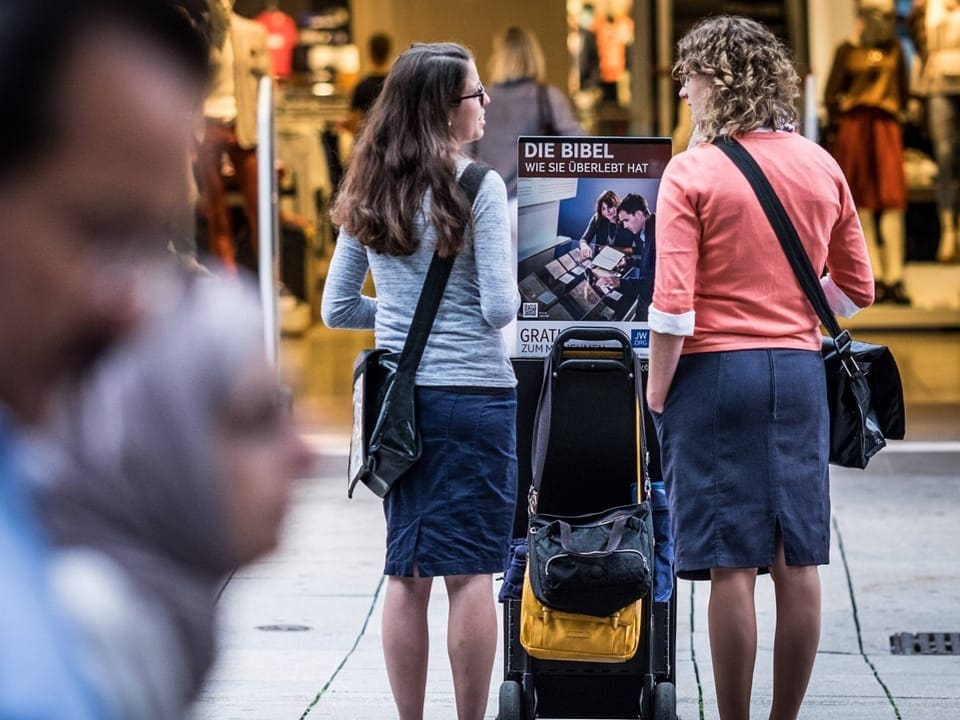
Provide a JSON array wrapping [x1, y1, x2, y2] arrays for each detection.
[[834, 330, 860, 377], [834, 329, 853, 355]]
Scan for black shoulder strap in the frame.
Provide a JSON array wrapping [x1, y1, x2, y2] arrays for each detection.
[[396, 162, 492, 376], [712, 137, 846, 344]]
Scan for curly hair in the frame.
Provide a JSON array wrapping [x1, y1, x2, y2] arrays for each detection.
[[331, 43, 475, 258], [673, 16, 799, 146]]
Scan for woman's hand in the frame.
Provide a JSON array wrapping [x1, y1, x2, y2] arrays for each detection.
[[647, 331, 685, 416], [646, 388, 666, 415]]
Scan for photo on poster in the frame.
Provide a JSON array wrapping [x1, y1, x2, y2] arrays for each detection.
[[515, 136, 671, 357]]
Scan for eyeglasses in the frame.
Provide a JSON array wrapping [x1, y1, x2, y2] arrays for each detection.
[[458, 83, 485, 103]]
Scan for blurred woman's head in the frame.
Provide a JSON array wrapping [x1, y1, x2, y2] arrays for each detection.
[[332, 42, 487, 259], [489, 26, 545, 83], [38, 274, 312, 698], [45, 276, 312, 570], [672, 15, 799, 146]]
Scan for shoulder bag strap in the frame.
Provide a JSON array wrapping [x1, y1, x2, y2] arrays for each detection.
[[711, 137, 851, 351], [395, 162, 492, 377]]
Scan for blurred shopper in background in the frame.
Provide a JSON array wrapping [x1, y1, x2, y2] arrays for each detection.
[[0, 0, 208, 717], [36, 277, 313, 720], [347, 31, 394, 135], [648, 16, 874, 720], [323, 42, 519, 720], [476, 26, 583, 244]]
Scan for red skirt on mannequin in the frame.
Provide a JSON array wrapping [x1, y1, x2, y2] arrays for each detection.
[[832, 106, 906, 211]]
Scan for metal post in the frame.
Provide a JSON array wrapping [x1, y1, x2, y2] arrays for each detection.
[[656, 0, 674, 138], [631, 0, 655, 136], [257, 75, 280, 370]]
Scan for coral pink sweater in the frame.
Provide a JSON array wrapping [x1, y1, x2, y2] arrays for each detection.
[[651, 131, 874, 354]]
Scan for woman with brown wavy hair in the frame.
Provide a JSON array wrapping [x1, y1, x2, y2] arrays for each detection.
[[646, 16, 874, 720], [322, 42, 519, 720]]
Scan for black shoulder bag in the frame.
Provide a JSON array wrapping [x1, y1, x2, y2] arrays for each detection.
[[713, 138, 905, 469], [347, 162, 491, 498]]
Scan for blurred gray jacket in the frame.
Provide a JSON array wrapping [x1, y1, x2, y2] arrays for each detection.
[[475, 79, 584, 197]]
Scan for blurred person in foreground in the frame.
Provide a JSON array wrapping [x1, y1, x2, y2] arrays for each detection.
[[0, 0, 208, 716], [475, 26, 583, 244], [646, 16, 874, 720], [322, 43, 518, 720], [35, 277, 313, 720]]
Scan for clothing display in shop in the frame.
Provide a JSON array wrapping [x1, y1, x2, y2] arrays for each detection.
[[574, 4, 600, 90], [825, 8, 911, 303], [593, 12, 632, 103], [275, 119, 332, 226], [196, 9, 269, 272], [912, 0, 960, 262], [256, 6, 298, 79]]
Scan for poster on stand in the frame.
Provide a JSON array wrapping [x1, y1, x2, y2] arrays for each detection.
[[514, 136, 672, 357]]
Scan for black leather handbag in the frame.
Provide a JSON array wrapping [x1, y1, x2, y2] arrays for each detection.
[[527, 502, 653, 617], [347, 163, 490, 498], [714, 138, 905, 469]]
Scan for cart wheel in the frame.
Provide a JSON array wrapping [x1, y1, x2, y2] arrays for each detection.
[[653, 681, 677, 720], [497, 680, 525, 720]]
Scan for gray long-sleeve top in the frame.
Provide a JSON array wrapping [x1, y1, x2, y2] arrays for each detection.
[[321, 159, 520, 388]]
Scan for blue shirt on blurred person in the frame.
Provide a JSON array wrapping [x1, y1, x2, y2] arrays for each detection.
[[0, 410, 104, 719]]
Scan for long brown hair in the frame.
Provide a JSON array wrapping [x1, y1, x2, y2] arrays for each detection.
[[331, 42, 475, 258]]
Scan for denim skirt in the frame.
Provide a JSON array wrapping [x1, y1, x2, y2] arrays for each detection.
[[651, 349, 830, 581], [383, 387, 518, 577]]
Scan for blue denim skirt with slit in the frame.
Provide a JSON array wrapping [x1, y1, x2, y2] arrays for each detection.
[[651, 349, 830, 581], [383, 387, 518, 578]]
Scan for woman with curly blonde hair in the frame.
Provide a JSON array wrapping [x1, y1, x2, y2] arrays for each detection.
[[646, 16, 875, 719], [673, 15, 801, 147]]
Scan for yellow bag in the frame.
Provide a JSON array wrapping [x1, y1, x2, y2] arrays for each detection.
[[519, 569, 641, 663]]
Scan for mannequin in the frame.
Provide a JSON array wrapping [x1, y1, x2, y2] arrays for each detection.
[[196, 0, 269, 272], [912, 0, 960, 262], [593, 9, 633, 104], [825, 4, 911, 303]]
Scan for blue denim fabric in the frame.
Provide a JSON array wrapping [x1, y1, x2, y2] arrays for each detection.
[[498, 537, 527, 602], [929, 94, 960, 216], [653, 350, 830, 581], [650, 480, 675, 602], [383, 388, 518, 577]]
